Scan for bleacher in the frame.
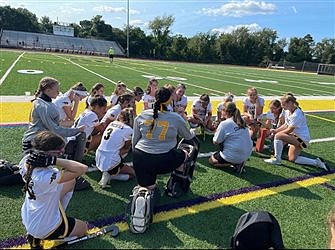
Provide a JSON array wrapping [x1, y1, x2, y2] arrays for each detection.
[[0, 30, 125, 56]]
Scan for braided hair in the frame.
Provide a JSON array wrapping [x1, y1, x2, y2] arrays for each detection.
[[32, 77, 59, 101], [22, 131, 65, 200], [150, 87, 171, 131], [118, 108, 134, 128]]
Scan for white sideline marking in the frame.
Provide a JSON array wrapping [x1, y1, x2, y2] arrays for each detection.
[[56, 55, 131, 92], [311, 81, 335, 85], [0, 52, 25, 85], [244, 78, 278, 84]]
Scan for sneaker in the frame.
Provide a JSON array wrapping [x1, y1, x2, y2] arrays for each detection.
[[316, 158, 330, 171], [132, 195, 146, 232], [233, 162, 246, 175], [98, 172, 111, 188], [264, 157, 281, 165]]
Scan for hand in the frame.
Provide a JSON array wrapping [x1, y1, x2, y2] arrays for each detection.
[[26, 151, 57, 168], [269, 128, 276, 135], [78, 125, 86, 132]]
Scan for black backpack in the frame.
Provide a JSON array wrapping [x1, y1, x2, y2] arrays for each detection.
[[231, 211, 284, 249]]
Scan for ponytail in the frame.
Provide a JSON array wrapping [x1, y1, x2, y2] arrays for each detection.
[[149, 87, 171, 131], [224, 102, 246, 129]]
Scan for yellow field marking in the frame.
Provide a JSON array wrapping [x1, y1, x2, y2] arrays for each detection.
[[1, 99, 334, 123], [306, 113, 335, 123]]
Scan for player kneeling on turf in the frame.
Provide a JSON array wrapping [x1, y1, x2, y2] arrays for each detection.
[[95, 108, 135, 188], [128, 87, 196, 234], [19, 131, 88, 249]]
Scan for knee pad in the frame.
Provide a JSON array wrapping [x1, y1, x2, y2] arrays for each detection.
[[166, 137, 200, 198], [128, 186, 159, 234]]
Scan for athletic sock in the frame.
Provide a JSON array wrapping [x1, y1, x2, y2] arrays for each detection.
[[294, 156, 317, 166], [61, 191, 73, 210], [109, 174, 130, 181], [273, 139, 283, 160]]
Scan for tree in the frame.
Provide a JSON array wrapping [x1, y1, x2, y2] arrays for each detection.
[[148, 15, 175, 58], [314, 38, 335, 64], [0, 6, 41, 32], [40, 16, 53, 33], [286, 34, 314, 62]]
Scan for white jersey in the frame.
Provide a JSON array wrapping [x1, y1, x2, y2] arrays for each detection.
[[175, 95, 188, 109], [52, 93, 72, 121], [96, 121, 133, 171], [101, 104, 122, 123], [213, 118, 253, 164], [243, 96, 265, 119], [142, 94, 155, 110], [19, 155, 64, 239], [110, 94, 118, 106], [191, 99, 212, 120], [72, 109, 99, 138], [266, 110, 285, 129], [285, 108, 310, 144]]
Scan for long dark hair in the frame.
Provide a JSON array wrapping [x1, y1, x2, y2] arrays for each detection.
[[22, 131, 65, 200], [150, 87, 171, 131]]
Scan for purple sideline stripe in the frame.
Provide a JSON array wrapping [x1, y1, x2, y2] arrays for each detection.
[[1, 170, 334, 248], [0, 123, 28, 128], [321, 182, 335, 192]]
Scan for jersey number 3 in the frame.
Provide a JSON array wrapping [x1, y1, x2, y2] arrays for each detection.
[[144, 120, 169, 140]]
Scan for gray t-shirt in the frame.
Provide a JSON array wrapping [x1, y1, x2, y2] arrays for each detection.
[[133, 109, 194, 154], [213, 118, 252, 164], [22, 98, 80, 142]]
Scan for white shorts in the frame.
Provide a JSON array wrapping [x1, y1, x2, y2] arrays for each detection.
[[95, 149, 121, 172]]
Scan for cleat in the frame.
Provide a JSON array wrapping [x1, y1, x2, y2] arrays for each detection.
[[316, 158, 330, 171], [233, 162, 246, 175], [264, 157, 281, 165], [132, 195, 146, 232]]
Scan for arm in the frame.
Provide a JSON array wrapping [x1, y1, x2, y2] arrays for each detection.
[[132, 117, 142, 150], [62, 95, 80, 120], [56, 158, 88, 183]]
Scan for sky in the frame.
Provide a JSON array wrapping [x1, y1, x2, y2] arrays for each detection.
[[1, 0, 334, 43]]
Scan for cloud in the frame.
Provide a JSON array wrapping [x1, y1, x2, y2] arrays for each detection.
[[0, 0, 8, 6], [93, 5, 139, 15], [200, 0, 276, 17], [211, 23, 262, 34], [130, 19, 145, 26], [61, 7, 84, 14], [291, 6, 297, 13]]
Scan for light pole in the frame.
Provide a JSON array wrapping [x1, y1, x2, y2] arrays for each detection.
[[126, 0, 130, 57]]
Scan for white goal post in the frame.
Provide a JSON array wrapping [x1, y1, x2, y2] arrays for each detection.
[[317, 63, 335, 76]]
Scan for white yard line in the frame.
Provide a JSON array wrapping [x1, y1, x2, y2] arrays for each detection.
[[55, 55, 131, 92], [0, 52, 25, 85]]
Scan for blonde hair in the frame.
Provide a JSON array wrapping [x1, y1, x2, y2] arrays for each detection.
[[280, 93, 299, 107], [33, 77, 59, 100]]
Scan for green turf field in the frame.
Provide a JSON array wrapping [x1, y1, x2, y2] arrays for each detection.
[[0, 50, 335, 249]]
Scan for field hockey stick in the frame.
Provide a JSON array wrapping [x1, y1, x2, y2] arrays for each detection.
[[45, 224, 119, 248], [67, 225, 119, 245]]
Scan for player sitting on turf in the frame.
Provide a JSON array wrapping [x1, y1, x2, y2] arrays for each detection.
[[20, 131, 88, 249], [242, 87, 265, 142], [264, 93, 329, 171], [209, 102, 253, 174], [188, 93, 216, 133], [96, 108, 135, 188]]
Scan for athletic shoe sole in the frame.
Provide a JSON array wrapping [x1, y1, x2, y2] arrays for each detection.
[[132, 196, 146, 232]]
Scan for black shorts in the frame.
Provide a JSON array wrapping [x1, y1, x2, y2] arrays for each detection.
[[109, 54, 114, 58], [213, 151, 231, 165], [107, 158, 124, 176], [45, 216, 76, 240], [133, 148, 186, 187]]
